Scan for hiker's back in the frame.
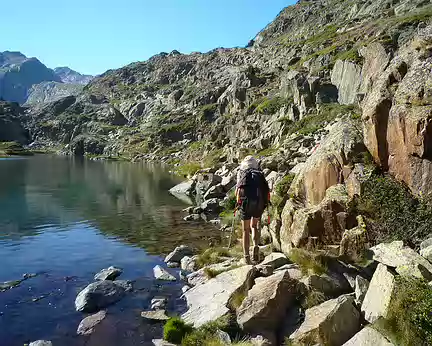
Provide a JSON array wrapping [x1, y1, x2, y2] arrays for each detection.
[[237, 168, 269, 208]]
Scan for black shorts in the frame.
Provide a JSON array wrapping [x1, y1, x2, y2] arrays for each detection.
[[240, 198, 265, 221]]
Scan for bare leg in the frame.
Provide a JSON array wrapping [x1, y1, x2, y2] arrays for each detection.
[[242, 219, 251, 264], [251, 217, 260, 262]]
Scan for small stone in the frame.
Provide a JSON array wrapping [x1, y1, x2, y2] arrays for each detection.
[[29, 341, 53, 346], [77, 310, 107, 335], [153, 265, 176, 281], [167, 262, 179, 268], [184, 214, 200, 221], [94, 266, 123, 281], [181, 256, 198, 271], [141, 310, 170, 321], [165, 245, 194, 263], [151, 297, 167, 310]]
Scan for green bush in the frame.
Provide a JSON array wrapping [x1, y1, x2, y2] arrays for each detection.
[[163, 318, 193, 344], [289, 249, 327, 276], [377, 277, 432, 345], [274, 174, 296, 197], [175, 162, 201, 177], [249, 97, 292, 115], [354, 173, 432, 245], [199, 103, 218, 121], [182, 315, 234, 346]]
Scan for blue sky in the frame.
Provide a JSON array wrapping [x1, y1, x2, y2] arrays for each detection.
[[1, 1, 295, 76]]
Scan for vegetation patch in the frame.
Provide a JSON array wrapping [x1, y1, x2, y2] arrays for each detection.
[[374, 277, 432, 345], [163, 318, 193, 344], [354, 173, 432, 245], [204, 264, 241, 279], [302, 290, 326, 309], [175, 162, 202, 177], [0, 141, 33, 156], [196, 247, 239, 268], [249, 96, 292, 115], [274, 174, 296, 197], [289, 248, 327, 276]]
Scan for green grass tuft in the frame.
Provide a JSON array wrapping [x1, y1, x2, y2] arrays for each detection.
[[163, 318, 193, 344], [289, 248, 327, 276]]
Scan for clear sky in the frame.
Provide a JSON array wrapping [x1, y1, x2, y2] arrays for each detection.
[[1, 1, 295, 76]]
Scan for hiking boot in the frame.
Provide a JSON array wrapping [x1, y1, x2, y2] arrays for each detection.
[[241, 255, 252, 265], [253, 246, 260, 263]]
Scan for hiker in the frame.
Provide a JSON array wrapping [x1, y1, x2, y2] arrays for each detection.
[[235, 156, 270, 264]]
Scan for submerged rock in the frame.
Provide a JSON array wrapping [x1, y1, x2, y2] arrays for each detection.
[[75, 280, 132, 312], [151, 297, 167, 310], [94, 266, 123, 281], [153, 265, 176, 281], [141, 310, 170, 322], [29, 341, 53, 346], [77, 310, 107, 335]]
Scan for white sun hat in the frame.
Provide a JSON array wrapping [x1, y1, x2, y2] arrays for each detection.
[[240, 155, 259, 170]]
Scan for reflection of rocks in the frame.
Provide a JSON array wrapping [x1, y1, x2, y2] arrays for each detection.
[[77, 310, 107, 335], [75, 280, 132, 312], [94, 266, 123, 281]]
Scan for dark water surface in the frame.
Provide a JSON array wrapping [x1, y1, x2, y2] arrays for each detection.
[[0, 156, 220, 346]]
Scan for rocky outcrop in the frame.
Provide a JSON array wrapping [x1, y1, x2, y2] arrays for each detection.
[[361, 263, 396, 323], [288, 295, 360, 346], [182, 265, 256, 327], [75, 280, 132, 312], [237, 270, 299, 334], [331, 60, 362, 105], [0, 101, 29, 144]]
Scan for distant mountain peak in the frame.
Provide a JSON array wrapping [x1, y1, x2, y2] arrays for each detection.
[[54, 67, 93, 85]]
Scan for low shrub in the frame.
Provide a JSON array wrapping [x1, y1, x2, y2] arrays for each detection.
[[375, 277, 432, 345], [163, 318, 193, 344], [182, 315, 235, 346], [274, 174, 296, 197], [289, 248, 327, 276], [175, 162, 201, 177], [302, 290, 326, 309]]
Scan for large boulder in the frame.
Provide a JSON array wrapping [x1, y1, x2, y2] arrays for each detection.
[[203, 183, 226, 200], [237, 270, 299, 334], [182, 265, 256, 327], [169, 180, 196, 196], [289, 119, 365, 207], [289, 295, 360, 346], [301, 271, 351, 298], [260, 253, 290, 270], [195, 172, 222, 199], [370, 241, 432, 280], [77, 310, 107, 335], [343, 326, 394, 346], [331, 60, 362, 105], [153, 265, 176, 281], [339, 216, 368, 261], [75, 280, 132, 312], [164, 245, 194, 263], [361, 263, 396, 323]]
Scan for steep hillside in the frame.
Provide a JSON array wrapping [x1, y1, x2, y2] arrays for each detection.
[[25, 81, 84, 106], [0, 101, 29, 144], [54, 67, 93, 85], [24, 0, 432, 191]]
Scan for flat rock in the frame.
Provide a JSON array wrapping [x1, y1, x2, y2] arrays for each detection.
[[300, 272, 350, 297], [361, 263, 395, 323], [289, 295, 360, 346], [186, 259, 238, 286], [370, 241, 432, 280], [94, 266, 122, 281], [237, 270, 298, 333], [29, 341, 53, 346], [152, 339, 177, 346], [153, 265, 176, 281], [275, 263, 303, 280], [343, 326, 394, 345], [141, 310, 170, 321], [182, 265, 256, 327], [169, 180, 195, 196], [420, 237, 432, 251], [164, 245, 193, 263], [167, 262, 179, 268], [75, 280, 132, 312], [77, 310, 106, 335], [261, 252, 290, 270]]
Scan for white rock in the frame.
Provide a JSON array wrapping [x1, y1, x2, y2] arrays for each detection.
[[182, 265, 256, 327], [261, 252, 290, 270], [181, 255, 198, 271], [29, 342, 53, 346], [141, 310, 170, 321], [343, 326, 394, 345], [164, 245, 193, 263], [94, 266, 122, 281], [361, 263, 395, 323], [420, 245, 432, 262], [153, 265, 176, 281], [354, 276, 370, 305], [289, 295, 360, 345], [152, 339, 176, 346], [151, 297, 167, 310]]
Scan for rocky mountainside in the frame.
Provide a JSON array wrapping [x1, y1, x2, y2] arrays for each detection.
[[0, 51, 92, 105], [0, 101, 29, 144], [53, 67, 93, 85]]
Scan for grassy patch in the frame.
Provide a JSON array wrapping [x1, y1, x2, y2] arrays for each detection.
[[274, 174, 296, 197], [230, 291, 247, 309], [354, 173, 432, 245], [257, 147, 277, 157], [175, 162, 201, 177], [203, 148, 225, 168], [249, 96, 292, 115], [163, 318, 193, 344], [204, 264, 241, 279], [196, 246, 243, 268], [375, 277, 432, 345], [199, 103, 218, 121], [302, 290, 326, 309], [333, 48, 362, 64], [0, 141, 33, 156], [289, 249, 327, 276]]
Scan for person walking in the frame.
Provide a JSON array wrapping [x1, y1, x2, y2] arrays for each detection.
[[235, 156, 270, 264]]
